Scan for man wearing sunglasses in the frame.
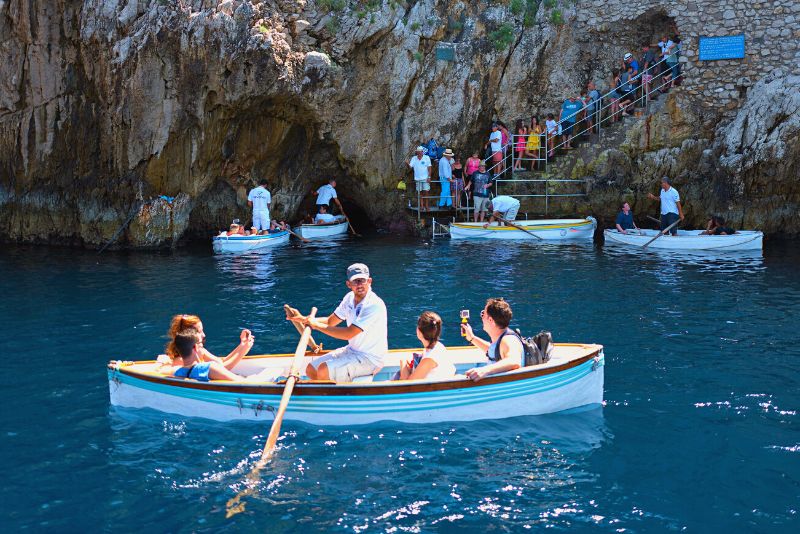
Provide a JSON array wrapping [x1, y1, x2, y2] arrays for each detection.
[[460, 298, 523, 382], [289, 263, 387, 382]]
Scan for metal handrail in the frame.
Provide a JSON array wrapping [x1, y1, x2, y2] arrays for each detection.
[[548, 52, 679, 155]]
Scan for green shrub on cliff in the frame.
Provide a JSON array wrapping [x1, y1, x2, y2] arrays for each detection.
[[550, 8, 563, 25], [510, 0, 525, 15], [319, 0, 346, 12], [489, 23, 516, 51]]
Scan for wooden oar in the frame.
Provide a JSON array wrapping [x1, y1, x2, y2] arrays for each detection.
[[284, 304, 322, 353], [496, 216, 543, 240], [643, 218, 681, 248], [225, 307, 318, 518], [342, 212, 361, 237], [286, 227, 310, 243]]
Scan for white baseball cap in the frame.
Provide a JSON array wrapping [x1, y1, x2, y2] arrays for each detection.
[[347, 263, 370, 281]]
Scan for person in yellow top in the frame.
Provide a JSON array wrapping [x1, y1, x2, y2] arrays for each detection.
[[525, 116, 544, 170]]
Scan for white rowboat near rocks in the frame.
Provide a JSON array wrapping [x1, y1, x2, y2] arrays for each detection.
[[449, 217, 596, 241], [603, 229, 763, 251], [212, 230, 290, 254], [292, 216, 349, 240]]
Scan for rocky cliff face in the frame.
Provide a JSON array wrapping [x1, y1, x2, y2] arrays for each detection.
[[1, 0, 798, 247]]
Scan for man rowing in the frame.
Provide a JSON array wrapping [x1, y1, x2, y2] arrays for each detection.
[[287, 263, 387, 382], [483, 195, 521, 228]]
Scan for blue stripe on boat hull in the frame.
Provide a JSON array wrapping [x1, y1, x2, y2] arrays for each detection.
[[109, 356, 604, 425]]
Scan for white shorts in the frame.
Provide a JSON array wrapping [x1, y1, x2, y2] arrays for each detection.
[[415, 180, 430, 192], [310, 346, 381, 382], [503, 205, 519, 221], [252, 210, 270, 231]]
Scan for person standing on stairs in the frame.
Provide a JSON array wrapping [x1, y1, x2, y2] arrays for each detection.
[[559, 94, 584, 149], [438, 149, 454, 208]]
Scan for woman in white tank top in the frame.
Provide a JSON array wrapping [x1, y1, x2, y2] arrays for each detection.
[[397, 311, 456, 381]]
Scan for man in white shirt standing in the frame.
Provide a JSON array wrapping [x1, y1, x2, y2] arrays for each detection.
[[314, 177, 344, 215], [247, 178, 271, 233], [289, 263, 388, 382], [485, 123, 504, 173], [484, 195, 521, 227], [648, 176, 684, 235], [409, 146, 432, 212]]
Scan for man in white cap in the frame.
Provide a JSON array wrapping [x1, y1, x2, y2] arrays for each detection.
[[409, 146, 432, 212], [483, 195, 521, 227], [288, 263, 388, 382]]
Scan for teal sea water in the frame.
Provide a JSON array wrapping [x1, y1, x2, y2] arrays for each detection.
[[1, 237, 799, 531]]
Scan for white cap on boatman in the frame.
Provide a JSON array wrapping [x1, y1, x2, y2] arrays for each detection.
[[347, 263, 370, 281]]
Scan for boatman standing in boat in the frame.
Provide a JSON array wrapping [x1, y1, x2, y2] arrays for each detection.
[[648, 176, 684, 235], [288, 263, 388, 382], [247, 178, 272, 233], [461, 298, 523, 382], [314, 177, 344, 215], [483, 195, 521, 227]]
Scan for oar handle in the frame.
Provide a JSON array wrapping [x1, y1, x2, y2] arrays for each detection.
[[284, 304, 321, 352]]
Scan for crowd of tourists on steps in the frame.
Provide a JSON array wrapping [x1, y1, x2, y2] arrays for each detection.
[[407, 32, 682, 211]]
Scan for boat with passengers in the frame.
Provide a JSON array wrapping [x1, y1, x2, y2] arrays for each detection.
[[108, 343, 604, 425], [292, 216, 349, 240], [603, 228, 763, 251], [212, 230, 290, 254]]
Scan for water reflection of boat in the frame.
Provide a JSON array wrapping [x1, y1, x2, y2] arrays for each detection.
[[212, 231, 290, 254], [108, 344, 604, 425], [603, 228, 763, 251], [450, 218, 596, 241], [601, 241, 765, 273]]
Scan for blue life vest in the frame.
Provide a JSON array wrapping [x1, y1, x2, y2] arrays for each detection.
[[173, 362, 212, 381]]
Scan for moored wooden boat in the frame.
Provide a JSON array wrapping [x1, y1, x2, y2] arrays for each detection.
[[449, 217, 596, 240], [212, 231, 290, 254], [108, 343, 604, 425], [292, 217, 349, 239], [603, 228, 763, 251]]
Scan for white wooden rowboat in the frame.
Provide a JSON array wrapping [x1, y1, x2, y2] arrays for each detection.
[[107, 343, 604, 425], [212, 231, 290, 254], [292, 217, 349, 239], [603, 228, 763, 251], [449, 217, 596, 240]]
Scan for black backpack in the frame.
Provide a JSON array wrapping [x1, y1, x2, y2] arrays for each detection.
[[490, 329, 553, 366]]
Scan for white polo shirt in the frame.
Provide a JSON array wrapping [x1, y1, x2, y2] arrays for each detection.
[[316, 184, 337, 205], [247, 186, 271, 212], [315, 212, 336, 223], [489, 130, 502, 152], [491, 195, 520, 213], [409, 155, 432, 181], [660, 186, 680, 215], [333, 289, 388, 367]]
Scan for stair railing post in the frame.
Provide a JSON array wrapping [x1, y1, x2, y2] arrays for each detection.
[[545, 179, 549, 215]]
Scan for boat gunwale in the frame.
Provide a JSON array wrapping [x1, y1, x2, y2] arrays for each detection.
[[295, 219, 348, 229], [602, 229, 763, 249], [450, 219, 594, 231], [110, 346, 602, 396]]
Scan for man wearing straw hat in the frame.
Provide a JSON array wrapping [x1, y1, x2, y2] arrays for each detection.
[[288, 263, 387, 382], [438, 148, 454, 208]]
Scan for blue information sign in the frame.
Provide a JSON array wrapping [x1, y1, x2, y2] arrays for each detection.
[[699, 35, 745, 61]]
